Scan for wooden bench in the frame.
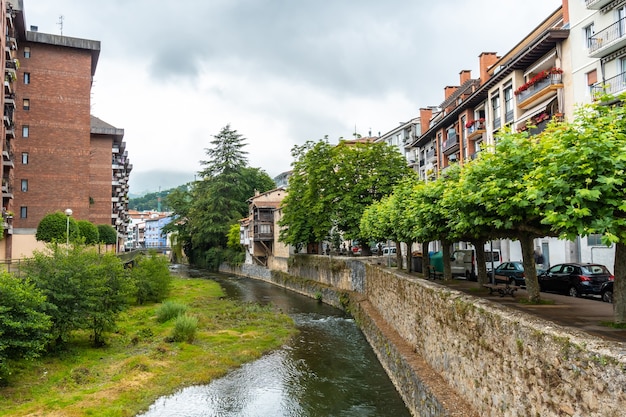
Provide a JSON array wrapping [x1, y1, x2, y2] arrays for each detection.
[[427, 265, 444, 280], [483, 283, 520, 297]]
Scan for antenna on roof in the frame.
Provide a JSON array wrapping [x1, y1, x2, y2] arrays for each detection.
[[57, 15, 64, 36]]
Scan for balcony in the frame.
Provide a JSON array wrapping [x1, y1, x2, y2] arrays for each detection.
[[467, 120, 486, 141], [426, 149, 436, 162], [591, 71, 626, 97], [588, 18, 626, 58], [442, 130, 459, 155], [253, 222, 273, 241], [516, 74, 562, 109], [585, 0, 614, 9]]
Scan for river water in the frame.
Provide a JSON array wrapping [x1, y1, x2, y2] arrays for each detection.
[[137, 270, 411, 417]]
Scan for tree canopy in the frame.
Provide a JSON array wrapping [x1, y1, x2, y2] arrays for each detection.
[[280, 139, 412, 249], [35, 212, 80, 243], [165, 125, 275, 268]]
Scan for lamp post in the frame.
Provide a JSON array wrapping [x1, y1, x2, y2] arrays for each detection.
[[64, 208, 73, 247]]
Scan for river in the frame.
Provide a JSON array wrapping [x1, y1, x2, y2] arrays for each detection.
[[136, 269, 411, 417]]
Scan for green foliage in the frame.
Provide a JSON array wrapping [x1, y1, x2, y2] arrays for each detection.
[[227, 223, 242, 250], [166, 125, 275, 265], [0, 271, 52, 381], [129, 186, 187, 211], [76, 220, 99, 245], [280, 139, 411, 248], [156, 301, 188, 323], [170, 314, 198, 343], [35, 211, 79, 243], [22, 244, 132, 347], [97, 224, 118, 245], [131, 252, 172, 304]]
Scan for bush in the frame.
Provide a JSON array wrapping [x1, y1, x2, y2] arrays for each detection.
[[22, 244, 132, 347], [131, 252, 172, 304], [76, 220, 99, 245], [156, 301, 187, 323], [0, 271, 52, 381], [170, 314, 198, 343], [35, 211, 80, 243], [97, 224, 118, 245]]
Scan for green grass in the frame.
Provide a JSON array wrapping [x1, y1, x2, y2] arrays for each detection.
[[0, 277, 297, 417], [600, 321, 626, 329]]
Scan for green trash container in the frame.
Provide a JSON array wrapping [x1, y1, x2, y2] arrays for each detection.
[[429, 251, 444, 273]]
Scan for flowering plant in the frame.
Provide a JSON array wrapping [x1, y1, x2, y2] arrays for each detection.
[[465, 120, 475, 128], [514, 68, 563, 96]]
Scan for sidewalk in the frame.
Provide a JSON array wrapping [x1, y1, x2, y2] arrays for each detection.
[[431, 277, 626, 343]]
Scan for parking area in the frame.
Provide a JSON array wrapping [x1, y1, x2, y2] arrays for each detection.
[[434, 278, 626, 343]]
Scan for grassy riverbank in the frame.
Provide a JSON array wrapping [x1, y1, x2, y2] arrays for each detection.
[[0, 277, 297, 417]]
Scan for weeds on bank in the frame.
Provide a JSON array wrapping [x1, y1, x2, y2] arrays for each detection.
[[600, 321, 626, 329], [0, 277, 296, 417]]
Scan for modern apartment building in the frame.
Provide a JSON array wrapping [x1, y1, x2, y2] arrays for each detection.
[[0, 0, 131, 259]]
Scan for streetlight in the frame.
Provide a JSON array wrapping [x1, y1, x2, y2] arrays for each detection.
[[64, 208, 72, 247]]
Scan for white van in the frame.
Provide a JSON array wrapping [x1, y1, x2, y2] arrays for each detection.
[[450, 249, 501, 280], [382, 246, 397, 256]]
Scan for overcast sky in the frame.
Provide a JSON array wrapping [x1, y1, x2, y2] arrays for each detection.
[[23, 0, 561, 193]]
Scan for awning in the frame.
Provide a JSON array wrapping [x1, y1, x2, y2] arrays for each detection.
[[515, 97, 556, 129]]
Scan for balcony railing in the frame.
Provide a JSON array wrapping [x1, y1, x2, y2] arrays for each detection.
[[591, 71, 626, 97], [585, 0, 615, 9], [588, 18, 626, 55], [442, 133, 458, 152], [516, 75, 562, 104]]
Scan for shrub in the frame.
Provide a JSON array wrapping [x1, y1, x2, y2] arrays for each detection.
[[97, 224, 118, 245], [76, 220, 99, 245], [0, 271, 52, 381], [131, 252, 172, 304], [170, 314, 198, 343], [156, 301, 187, 323], [35, 211, 79, 243]]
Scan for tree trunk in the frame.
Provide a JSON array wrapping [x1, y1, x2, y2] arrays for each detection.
[[613, 242, 626, 323], [395, 241, 402, 269], [422, 241, 430, 272], [405, 241, 412, 272], [473, 240, 488, 285], [520, 233, 540, 303], [442, 240, 452, 280]]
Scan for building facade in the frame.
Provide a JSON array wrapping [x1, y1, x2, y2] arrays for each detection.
[[0, 0, 131, 259]]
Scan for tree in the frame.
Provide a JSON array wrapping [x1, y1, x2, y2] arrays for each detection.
[[77, 220, 99, 245], [531, 97, 626, 321], [184, 125, 275, 266], [23, 244, 131, 347], [0, 271, 52, 381], [35, 211, 79, 243], [280, 139, 411, 250], [97, 224, 118, 245]]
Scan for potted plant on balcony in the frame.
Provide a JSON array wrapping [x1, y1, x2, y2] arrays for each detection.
[[465, 120, 475, 129]]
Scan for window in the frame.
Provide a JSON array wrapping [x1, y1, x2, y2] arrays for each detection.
[[20, 206, 27, 218], [22, 125, 29, 138], [584, 23, 594, 48], [21, 179, 28, 192], [491, 94, 501, 129], [504, 85, 514, 123], [23, 72, 30, 84], [23, 99, 30, 110], [23, 47, 31, 58], [21, 152, 28, 164], [587, 234, 603, 246]]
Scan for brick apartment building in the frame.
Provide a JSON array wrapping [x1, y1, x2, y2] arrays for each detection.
[[0, 0, 131, 260]]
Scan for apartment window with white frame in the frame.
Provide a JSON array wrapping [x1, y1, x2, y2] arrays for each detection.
[[22, 152, 28, 164], [22, 125, 29, 138]]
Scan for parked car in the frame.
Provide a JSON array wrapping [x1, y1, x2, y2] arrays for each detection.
[[538, 263, 614, 297], [493, 261, 526, 286], [600, 281, 613, 303], [381, 246, 397, 256], [450, 249, 502, 281], [493, 262, 545, 287]]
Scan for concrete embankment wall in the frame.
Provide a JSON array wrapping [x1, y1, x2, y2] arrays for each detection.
[[221, 255, 626, 417]]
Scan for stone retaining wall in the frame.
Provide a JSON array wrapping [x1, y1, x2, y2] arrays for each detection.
[[221, 256, 626, 417]]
